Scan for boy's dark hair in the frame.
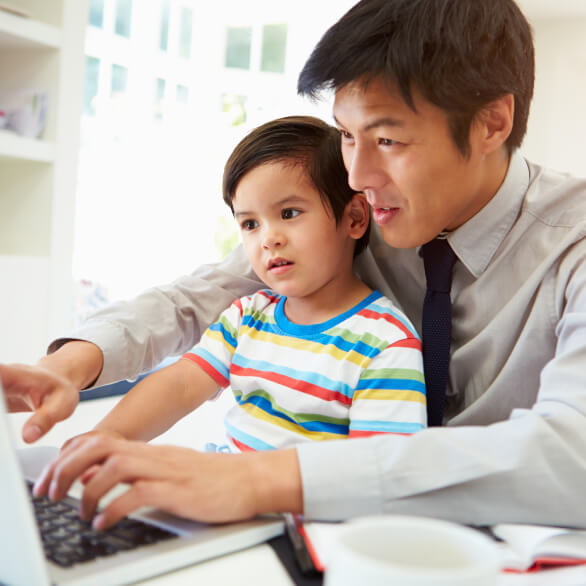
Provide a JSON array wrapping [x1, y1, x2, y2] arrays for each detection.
[[223, 115, 370, 256], [297, 0, 534, 157]]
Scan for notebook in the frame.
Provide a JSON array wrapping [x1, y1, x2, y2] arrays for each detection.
[[0, 382, 284, 586]]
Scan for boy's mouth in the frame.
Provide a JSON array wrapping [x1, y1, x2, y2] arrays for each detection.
[[268, 258, 293, 271]]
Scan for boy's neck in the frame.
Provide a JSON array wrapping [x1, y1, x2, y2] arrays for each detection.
[[282, 274, 373, 326]]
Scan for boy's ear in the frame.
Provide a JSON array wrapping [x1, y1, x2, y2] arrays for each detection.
[[475, 93, 514, 155], [345, 193, 370, 240]]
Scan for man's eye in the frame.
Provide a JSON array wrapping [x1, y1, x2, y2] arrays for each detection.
[[339, 129, 353, 141], [241, 219, 258, 230], [379, 138, 399, 146], [282, 208, 301, 220]]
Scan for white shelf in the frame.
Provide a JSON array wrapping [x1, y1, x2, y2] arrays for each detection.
[[0, 8, 61, 49], [0, 128, 55, 162]]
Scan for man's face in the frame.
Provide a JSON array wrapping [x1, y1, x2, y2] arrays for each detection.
[[333, 78, 500, 248]]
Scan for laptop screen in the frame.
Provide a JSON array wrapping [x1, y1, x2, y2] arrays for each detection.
[[0, 385, 52, 586]]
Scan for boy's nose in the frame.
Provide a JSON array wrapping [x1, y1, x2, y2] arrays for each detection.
[[262, 227, 285, 249]]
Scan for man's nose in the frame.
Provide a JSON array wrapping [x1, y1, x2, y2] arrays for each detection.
[[347, 145, 387, 192]]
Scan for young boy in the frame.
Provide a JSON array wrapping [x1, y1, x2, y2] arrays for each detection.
[[86, 116, 426, 451]]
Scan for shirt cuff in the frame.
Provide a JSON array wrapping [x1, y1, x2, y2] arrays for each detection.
[[48, 318, 129, 389], [296, 437, 385, 521]]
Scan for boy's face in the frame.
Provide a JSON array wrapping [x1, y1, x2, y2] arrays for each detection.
[[333, 77, 506, 248], [232, 161, 359, 301]]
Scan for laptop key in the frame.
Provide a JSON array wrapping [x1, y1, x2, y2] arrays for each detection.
[[27, 481, 178, 567], [47, 552, 76, 568]]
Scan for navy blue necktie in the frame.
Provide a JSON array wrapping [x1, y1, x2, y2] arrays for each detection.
[[420, 237, 457, 427]]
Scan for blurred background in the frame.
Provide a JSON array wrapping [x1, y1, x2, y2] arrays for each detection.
[[1, 0, 585, 362], [73, 0, 356, 316]]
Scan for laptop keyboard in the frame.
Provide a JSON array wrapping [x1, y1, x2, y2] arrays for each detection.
[[27, 482, 177, 568]]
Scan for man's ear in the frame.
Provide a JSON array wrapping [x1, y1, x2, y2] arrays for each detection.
[[344, 193, 370, 240], [476, 94, 514, 155]]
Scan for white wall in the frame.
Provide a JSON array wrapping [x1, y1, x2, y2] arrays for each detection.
[[521, 16, 586, 177]]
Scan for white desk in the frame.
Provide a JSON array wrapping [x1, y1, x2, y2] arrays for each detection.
[[8, 395, 586, 586]]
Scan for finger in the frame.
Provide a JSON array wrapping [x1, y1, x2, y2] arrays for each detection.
[[93, 480, 177, 530], [4, 394, 34, 413], [23, 387, 78, 443], [33, 457, 60, 498], [0, 363, 46, 407], [80, 464, 102, 486], [80, 449, 169, 520], [0, 364, 36, 412], [49, 434, 120, 501]]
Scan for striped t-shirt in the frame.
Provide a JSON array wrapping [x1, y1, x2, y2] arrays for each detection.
[[182, 289, 426, 451]]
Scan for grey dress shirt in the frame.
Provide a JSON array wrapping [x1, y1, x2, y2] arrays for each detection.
[[53, 151, 586, 527]]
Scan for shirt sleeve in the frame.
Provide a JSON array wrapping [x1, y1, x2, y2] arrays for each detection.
[[181, 298, 244, 389], [297, 253, 586, 527], [349, 338, 426, 437], [48, 245, 262, 388]]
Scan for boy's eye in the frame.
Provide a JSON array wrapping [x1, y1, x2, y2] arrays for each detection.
[[241, 219, 258, 231], [281, 208, 301, 220]]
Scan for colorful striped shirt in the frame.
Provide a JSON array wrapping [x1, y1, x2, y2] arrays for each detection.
[[182, 289, 426, 451]]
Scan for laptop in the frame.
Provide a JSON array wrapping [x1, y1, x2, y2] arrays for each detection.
[[0, 383, 284, 586]]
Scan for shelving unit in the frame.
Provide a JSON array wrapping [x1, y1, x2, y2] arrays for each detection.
[[0, 128, 56, 161], [0, 0, 88, 363], [0, 7, 61, 48]]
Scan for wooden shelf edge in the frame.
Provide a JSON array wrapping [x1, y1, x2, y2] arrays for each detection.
[[0, 9, 61, 49], [0, 129, 56, 162]]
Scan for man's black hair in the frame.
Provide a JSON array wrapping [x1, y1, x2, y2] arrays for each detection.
[[298, 0, 534, 156]]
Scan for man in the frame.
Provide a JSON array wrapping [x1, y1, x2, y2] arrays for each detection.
[[3, 0, 586, 530]]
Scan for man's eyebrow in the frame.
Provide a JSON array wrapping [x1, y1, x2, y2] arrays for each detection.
[[333, 114, 404, 132]]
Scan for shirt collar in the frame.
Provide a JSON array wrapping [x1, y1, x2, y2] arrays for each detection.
[[447, 150, 530, 277]]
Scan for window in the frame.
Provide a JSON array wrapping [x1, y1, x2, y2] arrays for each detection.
[[111, 64, 128, 95], [154, 78, 166, 119], [159, 0, 170, 51], [261, 24, 288, 73], [88, 0, 104, 28], [178, 7, 193, 58], [115, 0, 132, 38], [221, 93, 247, 127], [83, 57, 100, 116], [74, 3, 340, 310], [225, 26, 252, 70], [176, 84, 189, 103]]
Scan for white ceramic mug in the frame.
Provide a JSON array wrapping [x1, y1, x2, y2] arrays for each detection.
[[324, 515, 502, 586]]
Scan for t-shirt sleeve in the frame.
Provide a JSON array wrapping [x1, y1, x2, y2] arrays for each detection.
[[181, 297, 244, 388], [349, 337, 426, 436]]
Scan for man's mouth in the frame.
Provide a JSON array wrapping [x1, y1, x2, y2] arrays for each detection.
[[372, 206, 400, 225]]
